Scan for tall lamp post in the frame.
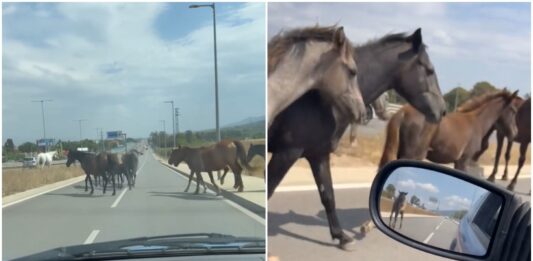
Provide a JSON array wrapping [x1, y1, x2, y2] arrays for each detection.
[[74, 119, 87, 141], [164, 100, 176, 148], [189, 3, 220, 142], [32, 99, 52, 151]]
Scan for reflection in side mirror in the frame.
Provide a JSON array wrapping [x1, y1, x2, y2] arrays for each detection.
[[379, 166, 503, 256]]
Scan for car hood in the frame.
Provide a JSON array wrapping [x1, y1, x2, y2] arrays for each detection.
[[13, 233, 265, 261]]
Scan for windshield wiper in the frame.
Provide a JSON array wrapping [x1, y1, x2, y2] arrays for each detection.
[[13, 233, 265, 261]]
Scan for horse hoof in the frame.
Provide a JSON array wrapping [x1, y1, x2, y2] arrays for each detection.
[[502, 175, 509, 181], [339, 239, 356, 252], [238, 187, 244, 192], [507, 185, 515, 191], [487, 176, 495, 182]]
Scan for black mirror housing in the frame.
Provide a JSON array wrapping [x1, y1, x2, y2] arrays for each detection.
[[369, 160, 530, 261]]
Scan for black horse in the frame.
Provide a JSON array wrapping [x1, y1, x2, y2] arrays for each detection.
[[247, 144, 265, 163], [66, 150, 111, 195], [268, 28, 446, 250]]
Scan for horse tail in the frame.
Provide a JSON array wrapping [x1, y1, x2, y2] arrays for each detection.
[[233, 140, 254, 170], [378, 108, 405, 169]]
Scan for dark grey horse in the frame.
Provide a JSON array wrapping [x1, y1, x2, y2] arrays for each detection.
[[268, 28, 446, 250], [389, 191, 408, 229]]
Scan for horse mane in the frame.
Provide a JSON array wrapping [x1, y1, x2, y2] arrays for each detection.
[[355, 31, 427, 52], [457, 90, 511, 113], [268, 25, 341, 73]]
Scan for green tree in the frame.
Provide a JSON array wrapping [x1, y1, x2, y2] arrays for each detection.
[[18, 142, 38, 153], [383, 184, 396, 199], [444, 86, 470, 112], [3, 138, 15, 153], [410, 195, 421, 207], [185, 130, 193, 143], [470, 81, 497, 97]]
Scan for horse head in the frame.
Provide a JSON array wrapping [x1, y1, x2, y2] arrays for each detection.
[[168, 146, 186, 167]]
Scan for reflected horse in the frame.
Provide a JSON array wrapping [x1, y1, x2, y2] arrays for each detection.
[[389, 191, 408, 229]]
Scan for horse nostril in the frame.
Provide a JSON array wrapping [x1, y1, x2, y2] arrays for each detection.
[[442, 111, 447, 117]]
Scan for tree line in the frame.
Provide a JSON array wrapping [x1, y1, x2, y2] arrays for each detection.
[[388, 81, 529, 112]]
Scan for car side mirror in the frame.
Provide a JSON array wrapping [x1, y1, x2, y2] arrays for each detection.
[[369, 160, 530, 261]]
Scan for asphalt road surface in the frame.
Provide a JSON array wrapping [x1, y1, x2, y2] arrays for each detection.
[[268, 177, 530, 261], [392, 216, 458, 251], [3, 151, 265, 260]]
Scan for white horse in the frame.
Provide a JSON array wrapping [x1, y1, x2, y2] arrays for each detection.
[[37, 151, 58, 168]]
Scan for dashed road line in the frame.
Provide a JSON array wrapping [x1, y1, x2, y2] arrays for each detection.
[[275, 183, 372, 192], [84, 230, 100, 244]]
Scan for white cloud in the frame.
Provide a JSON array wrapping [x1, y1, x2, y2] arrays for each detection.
[[3, 3, 265, 142], [397, 179, 440, 193], [445, 195, 472, 210]]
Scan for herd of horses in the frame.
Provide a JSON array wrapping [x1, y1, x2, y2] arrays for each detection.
[[65, 148, 143, 195], [167, 141, 264, 195], [268, 25, 530, 250]]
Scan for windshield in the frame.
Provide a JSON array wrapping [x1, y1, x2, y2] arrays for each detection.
[[2, 2, 265, 260]]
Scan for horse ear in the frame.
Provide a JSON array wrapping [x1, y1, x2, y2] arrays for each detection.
[[333, 26, 346, 47], [409, 28, 423, 52]]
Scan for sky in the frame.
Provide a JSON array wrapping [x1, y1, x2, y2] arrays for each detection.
[[383, 167, 491, 211], [2, 2, 265, 144], [269, 2, 531, 95]]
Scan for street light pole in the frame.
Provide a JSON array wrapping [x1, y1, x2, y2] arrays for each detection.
[[164, 101, 176, 148], [189, 3, 220, 142], [32, 99, 52, 151], [74, 119, 87, 141]]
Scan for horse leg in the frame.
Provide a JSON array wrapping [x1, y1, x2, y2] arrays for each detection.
[[308, 154, 354, 251], [502, 139, 514, 181], [111, 172, 116, 196], [103, 173, 109, 194], [184, 170, 194, 192], [85, 175, 89, 192], [194, 172, 205, 194], [220, 166, 229, 185], [208, 171, 220, 195], [507, 142, 529, 191], [454, 157, 467, 172], [233, 164, 244, 192], [399, 210, 404, 229], [267, 149, 302, 198], [88, 174, 94, 194], [488, 132, 505, 182]]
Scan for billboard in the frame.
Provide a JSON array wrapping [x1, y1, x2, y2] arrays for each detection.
[[36, 139, 55, 147], [106, 131, 123, 140]]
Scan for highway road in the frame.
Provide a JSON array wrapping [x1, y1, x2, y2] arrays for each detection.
[[2, 150, 265, 260], [268, 177, 530, 260]]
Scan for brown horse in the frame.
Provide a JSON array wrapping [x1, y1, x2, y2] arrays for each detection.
[[168, 140, 252, 194], [379, 90, 519, 172], [483, 98, 530, 191], [268, 25, 365, 127]]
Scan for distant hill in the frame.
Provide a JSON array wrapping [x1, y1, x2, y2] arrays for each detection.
[[223, 116, 264, 128]]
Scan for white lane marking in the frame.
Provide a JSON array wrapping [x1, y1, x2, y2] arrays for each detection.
[[424, 218, 446, 244], [165, 165, 265, 225], [110, 188, 128, 208], [3, 176, 85, 208], [110, 158, 148, 209], [84, 230, 100, 244], [223, 199, 265, 225], [423, 232, 435, 244], [275, 183, 372, 192]]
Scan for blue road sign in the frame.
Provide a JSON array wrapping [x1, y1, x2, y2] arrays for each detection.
[[106, 131, 122, 140]]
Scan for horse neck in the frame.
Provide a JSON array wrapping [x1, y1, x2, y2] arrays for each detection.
[[469, 97, 510, 135], [354, 43, 404, 102], [268, 42, 331, 122]]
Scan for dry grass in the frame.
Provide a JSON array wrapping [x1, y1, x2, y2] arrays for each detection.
[[330, 132, 530, 167], [2, 165, 85, 197]]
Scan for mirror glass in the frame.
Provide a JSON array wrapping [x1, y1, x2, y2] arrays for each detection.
[[379, 166, 503, 256]]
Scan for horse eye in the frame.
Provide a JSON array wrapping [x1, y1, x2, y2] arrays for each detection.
[[347, 67, 357, 77]]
